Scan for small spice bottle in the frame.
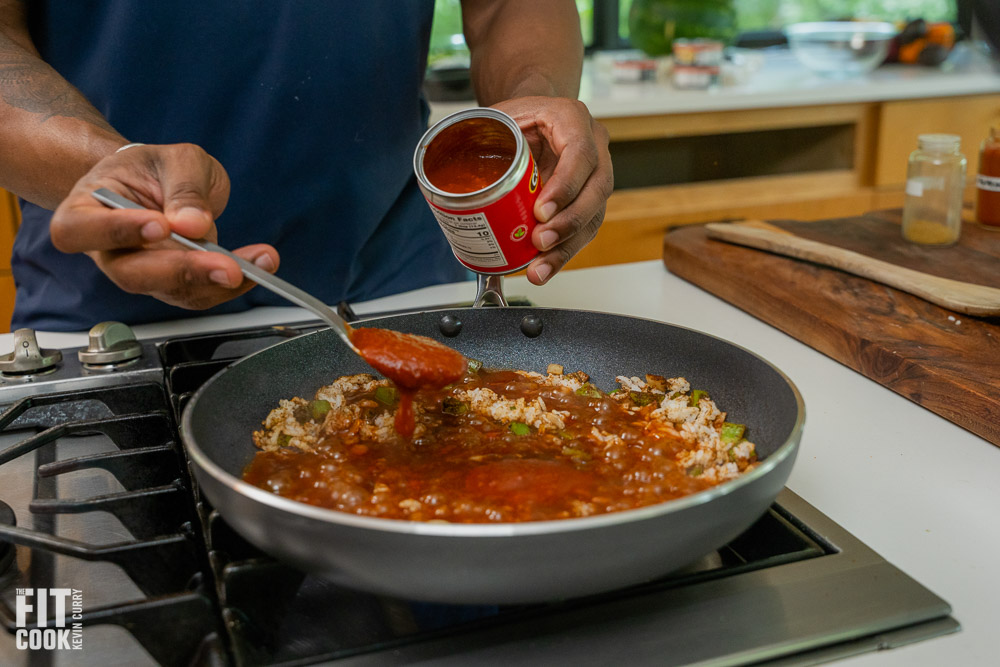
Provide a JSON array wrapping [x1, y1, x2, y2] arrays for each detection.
[[901, 134, 966, 246], [975, 127, 1000, 229]]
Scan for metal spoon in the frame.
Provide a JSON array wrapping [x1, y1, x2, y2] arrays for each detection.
[[91, 188, 358, 352]]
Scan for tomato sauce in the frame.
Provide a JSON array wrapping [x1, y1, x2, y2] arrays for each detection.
[[349, 327, 466, 438], [976, 127, 1000, 227], [424, 153, 513, 194], [421, 116, 516, 194], [243, 369, 717, 523]]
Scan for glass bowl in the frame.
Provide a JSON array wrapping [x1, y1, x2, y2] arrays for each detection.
[[785, 21, 897, 77]]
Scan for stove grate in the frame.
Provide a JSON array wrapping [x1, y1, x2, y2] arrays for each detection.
[[0, 382, 227, 665]]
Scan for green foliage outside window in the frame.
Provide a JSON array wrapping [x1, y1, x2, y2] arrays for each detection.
[[429, 0, 594, 63]]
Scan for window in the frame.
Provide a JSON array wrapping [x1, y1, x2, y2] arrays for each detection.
[[430, 0, 959, 61], [592, 0, 957, 49]]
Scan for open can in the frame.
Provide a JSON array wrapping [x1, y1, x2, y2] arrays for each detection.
[[414, 108, 540, 274]]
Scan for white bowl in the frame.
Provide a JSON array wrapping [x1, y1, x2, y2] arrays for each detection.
[[785, 21, 896, 77]]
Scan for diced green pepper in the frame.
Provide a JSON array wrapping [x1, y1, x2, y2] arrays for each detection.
[[442, 397, 469, 415], [561, 446, 591, 461], [629, 391, 657, 406], [374, 386, 398, 407], [575, 384, 603, 399], [720, 422, 746, 444], [309, 399, 331, 420], [557, 430, 574, 440], [277, 433, 291, 448], [687, 465, 704, 477], [509, 421, 532, 435], [467, 358, 483, 373], [689, 389, 709, 407], [608, 388, 623, 395], [728, 446, 737, 462]]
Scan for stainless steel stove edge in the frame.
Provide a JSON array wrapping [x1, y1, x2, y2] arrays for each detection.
[[327, 489, 957, 667]]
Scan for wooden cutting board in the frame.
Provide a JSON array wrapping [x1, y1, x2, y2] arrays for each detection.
[[662, 211, 1000, 448]]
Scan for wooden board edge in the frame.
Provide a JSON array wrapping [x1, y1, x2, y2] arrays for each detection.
[[662, 227, 1000, 448]]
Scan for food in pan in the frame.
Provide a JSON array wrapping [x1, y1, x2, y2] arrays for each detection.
[[348, 327, 467, 438], [245, 362, 759, 523]]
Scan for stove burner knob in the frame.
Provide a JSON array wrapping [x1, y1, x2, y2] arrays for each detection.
[[77, 321, 142, 366], [0, 328, 63, 374]]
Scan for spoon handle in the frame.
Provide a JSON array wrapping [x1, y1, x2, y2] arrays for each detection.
[[91, 188, 356, 348]]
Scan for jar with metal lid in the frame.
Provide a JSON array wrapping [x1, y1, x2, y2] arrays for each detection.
[[901, 134, 966, 246], [975, 126, 1000, 229]]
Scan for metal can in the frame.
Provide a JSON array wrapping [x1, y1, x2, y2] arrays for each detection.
[[414, 107, 540, 274]]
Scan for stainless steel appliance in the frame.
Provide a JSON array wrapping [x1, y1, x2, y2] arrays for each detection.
[[0, 312, 959, 666]]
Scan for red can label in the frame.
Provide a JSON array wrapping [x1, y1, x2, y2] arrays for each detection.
[[427, 153, 540, 273]]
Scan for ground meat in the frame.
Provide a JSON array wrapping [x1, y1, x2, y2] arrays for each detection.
[[245, 366, 758, 523]]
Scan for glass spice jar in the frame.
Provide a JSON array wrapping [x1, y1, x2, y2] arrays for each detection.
[[975, 126, 1000, 229], [901, 134, 966, 246]]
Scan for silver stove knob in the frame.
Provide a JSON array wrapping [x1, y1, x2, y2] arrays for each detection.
[[78, 321, 142, 366], [0, 328, 63, 374]]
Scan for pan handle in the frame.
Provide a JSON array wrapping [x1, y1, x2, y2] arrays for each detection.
[[472, 273, 508, 307]]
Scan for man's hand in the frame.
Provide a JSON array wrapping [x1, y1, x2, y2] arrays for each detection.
[[492, 96, 613, 285], [50, 143, 280, 310]]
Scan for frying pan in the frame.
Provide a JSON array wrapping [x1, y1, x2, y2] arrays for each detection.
[[181, 306, 804, 604]]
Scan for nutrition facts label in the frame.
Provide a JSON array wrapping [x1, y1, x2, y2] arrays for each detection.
[[430, 209, 508, 268]]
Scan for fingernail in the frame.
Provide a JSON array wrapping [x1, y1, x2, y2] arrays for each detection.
[[253, 253, 276, 272], [209, 269, 233, 287], [534, 263, 552, 284], [538, 230, 559, 250], [173, 206, 210, 225], [538, 201, 558, 223], [140, 221, 166, 242]]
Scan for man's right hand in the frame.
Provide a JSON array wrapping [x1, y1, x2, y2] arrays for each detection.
[[50, 143, 280, 311]]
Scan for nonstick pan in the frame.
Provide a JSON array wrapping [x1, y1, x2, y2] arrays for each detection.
[[181, 307, 804, 604]]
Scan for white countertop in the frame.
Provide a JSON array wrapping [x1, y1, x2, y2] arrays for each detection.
[[11, 260, 999, 666], [430, 44, 1000, 122]]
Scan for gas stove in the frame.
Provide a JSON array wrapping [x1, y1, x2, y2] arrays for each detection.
[[0, 312, 959, 666]]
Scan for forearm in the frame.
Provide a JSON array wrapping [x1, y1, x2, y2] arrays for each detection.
[[461, 0, 583, 104], [0, 1, 126, 209]]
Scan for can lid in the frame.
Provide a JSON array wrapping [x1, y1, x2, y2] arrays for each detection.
[[413, 107, 526, 202]]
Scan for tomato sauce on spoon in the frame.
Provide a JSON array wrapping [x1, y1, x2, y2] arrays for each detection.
[[349, 327, 467, 438]]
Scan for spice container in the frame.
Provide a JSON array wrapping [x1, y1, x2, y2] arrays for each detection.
[[901, 134, 966, 246], [414, 108, 540, 274], [671, 39, 722, 89], [975, 126, 1000, 229]]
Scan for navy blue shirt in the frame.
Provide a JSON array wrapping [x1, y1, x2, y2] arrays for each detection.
[[12, 1, 466, 331]]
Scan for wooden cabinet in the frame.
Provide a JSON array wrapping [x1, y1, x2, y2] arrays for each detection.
[[0, 189, 18, 332], [874, 95, 1000, 186], [565, 93, 1000, 272]]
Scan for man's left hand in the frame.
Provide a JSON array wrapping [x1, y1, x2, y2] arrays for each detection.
[[492, 96, 613, 285]]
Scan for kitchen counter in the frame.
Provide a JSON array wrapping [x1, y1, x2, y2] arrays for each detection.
[[430, 43, 1000, 122], [11, 259, 998, 666], [589, 45, 1000, 117]]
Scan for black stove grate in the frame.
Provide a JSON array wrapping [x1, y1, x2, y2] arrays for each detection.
[[205, 503, 832, 666], [0, 382, 226, 665]]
